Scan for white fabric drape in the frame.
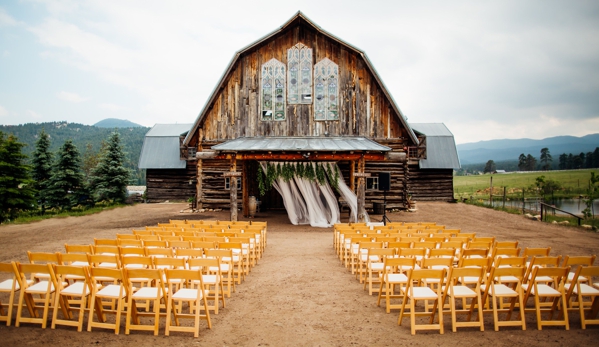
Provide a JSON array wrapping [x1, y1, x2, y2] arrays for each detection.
[[259, 161, 368, 228]]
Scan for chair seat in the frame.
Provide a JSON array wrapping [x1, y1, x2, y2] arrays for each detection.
[[62, 282, 95, 296], [172, 288, 204, 300], [96, 284, 126, 298], [410, 286, 438, 300], [386, 273, 408, 283], [370, 263, 384, 271], [497, 275, 520, 283], [447, 285, 477, 298], [25, 280, 55, 294], [0, 279, 18, 291], [481, 283, 517, 297], [573, 283, 599, 295], [132, 287, 161, 299]]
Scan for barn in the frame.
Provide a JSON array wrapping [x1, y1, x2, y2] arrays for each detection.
[[139, 12, 460, 225]]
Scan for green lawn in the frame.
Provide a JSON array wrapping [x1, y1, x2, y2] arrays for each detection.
[[454, 169, 598, 199]]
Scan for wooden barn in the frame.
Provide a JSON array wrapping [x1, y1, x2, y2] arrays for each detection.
[[139, 12, 460, 223]]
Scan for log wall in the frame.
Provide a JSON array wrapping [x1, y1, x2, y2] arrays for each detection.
[[146, 163, 197, 203], [408, 166, 454, 201]]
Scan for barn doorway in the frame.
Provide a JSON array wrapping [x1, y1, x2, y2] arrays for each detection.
[[245, 160, 284, 212]]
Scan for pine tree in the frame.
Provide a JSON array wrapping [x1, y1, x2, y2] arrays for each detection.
[[91, 131, 130, 203], [0, 132, 36, 222], [31, 129, 53, 214], [540, 147, 552, 171], [46, 140, 85, 211]]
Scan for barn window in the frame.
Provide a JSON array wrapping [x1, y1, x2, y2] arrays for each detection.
[[314, 58, 339, 121], [287, 43, 312, 104], [366, 177, 379, 190], [261, 58, 286, 121], [225, 177, 241, 190]]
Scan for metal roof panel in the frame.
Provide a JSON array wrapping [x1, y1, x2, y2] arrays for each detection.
[[211, 137, 391, 152]]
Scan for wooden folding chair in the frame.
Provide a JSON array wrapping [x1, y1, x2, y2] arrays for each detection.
[[87, 267, 128, 334], [442, 266, 486, 332], [164, 269, 211, 337], [522, 266, 570, 330], [480, 266, 527, 331], [94, 238, 118, 246], [204, 249, 235, 297], [356, 242, 383, 283], [125, 268, 166, 335], [116, 234, 138, 240], [118, 246, 145, 258], [87, 254, 120, 269], [50, 265, 93, 331], [562, 255, 596, 283], [143, 239, 168, 249], [93, 245, 119, 257], [188, 257, 226, 314], [567, 266, 599, 329], [175, 248, 204, 260], [377, 257, 415, 313], [64, 244, 93, 255], [0, 262, 26, 326], [27, 251, 61, 281], [363, 248, 395, 295], [399, 268, 446, 335], [118, 239, 143, 248], [218, 242, 245, 284], [59, 253, 90, 267], [145, 247, 174, 258], [15, 263, 61, 329]]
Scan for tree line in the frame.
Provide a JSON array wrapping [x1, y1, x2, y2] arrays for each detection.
[[0, 129, 130, 223], [474, 147, 599, 174]]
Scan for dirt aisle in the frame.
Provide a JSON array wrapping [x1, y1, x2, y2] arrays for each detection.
[[0, 202, 598, 346]]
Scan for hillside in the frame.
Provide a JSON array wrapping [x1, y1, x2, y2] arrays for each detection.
[[457, 133, 599, 165], [0, 121, 149, 184], [94, 118, 144, 128]]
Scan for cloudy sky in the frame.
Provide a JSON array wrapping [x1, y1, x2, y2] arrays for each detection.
[[1, 0, 598, 144]]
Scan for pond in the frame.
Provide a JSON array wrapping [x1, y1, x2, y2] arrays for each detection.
[[483, 198, 599, 216]]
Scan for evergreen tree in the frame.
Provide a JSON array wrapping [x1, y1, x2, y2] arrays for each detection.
[[526, 154, 537, 171], [540, 147, 552, 171], [518, 153, 527, 171], [31, 129, 53, 214], [558, 153, 567, 170], [0, 132, 36, 222], [46, 140, 85, 210], [593, 148, 599, 168], [483, 160, 496, 174], [91, 131, 130, 203]]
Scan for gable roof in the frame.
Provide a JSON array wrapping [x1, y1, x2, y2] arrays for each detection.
[[138, 124, 192, 169], [183, 11, 418, 147], [410, 123, 461, 170], [212, 136, 391, 152]]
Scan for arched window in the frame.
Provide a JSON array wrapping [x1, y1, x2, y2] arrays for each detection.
[[261, 58, 286, 121], [287, 43, 312, 104], [314, 58, 339, 121]]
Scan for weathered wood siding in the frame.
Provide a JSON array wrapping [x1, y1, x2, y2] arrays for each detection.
[[146, 163, 197, 202], [198, 159, 242, 210], [189, 17, 414, 148], [408, 166, 455, 201]]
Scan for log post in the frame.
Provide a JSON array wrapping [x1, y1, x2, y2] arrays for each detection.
[[196, 159, 203, 209], [230, 156, 238, 221], [357, 155, 366, 222], [350, 160, 355, 192]]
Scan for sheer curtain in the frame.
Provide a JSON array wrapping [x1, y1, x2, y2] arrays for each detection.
[[259, 161, 368, 228]]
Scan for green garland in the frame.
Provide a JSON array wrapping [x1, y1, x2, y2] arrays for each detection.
[[256, 161, 342, 196]]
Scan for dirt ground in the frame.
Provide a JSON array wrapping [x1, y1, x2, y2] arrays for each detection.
[[1, 202, 598, 346]]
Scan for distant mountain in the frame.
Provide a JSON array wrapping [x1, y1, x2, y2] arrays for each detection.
[[0, 121, 149, 184], [94, 118, 143, 128], [457, 134, 599, 165]]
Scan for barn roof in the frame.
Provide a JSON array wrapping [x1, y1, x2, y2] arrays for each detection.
[[410, 123, 461, 169], [212, 136, 391, 152], [138, 124, 192, 169], [183, 11, 419, 147]]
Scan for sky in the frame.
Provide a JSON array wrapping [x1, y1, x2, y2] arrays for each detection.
[[0, 0, 598, 145]]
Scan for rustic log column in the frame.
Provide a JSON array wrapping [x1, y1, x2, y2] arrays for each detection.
[[349, 160, 355, 192], [196, 159, 203, 209], [356, 155, 366, 222], [229, 156, 238, 221]]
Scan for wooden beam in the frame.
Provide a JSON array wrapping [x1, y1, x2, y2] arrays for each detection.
[[242, 161, 249, 218], [213, 153, 388, 161], [357, 155, 366, 222], [196, 159, 203, 209]]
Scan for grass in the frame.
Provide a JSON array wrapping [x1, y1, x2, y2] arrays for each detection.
[[5, 203, 128, 225], [454, 169, 598, 200]]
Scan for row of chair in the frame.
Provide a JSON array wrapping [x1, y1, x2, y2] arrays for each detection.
[[333, 225, 599, 334], [0, 261, 214, 337]]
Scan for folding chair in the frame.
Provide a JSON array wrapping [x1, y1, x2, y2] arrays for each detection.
[[27, 251, 61, 281], [522, 266, 569, 330], [118, 239, 143, 248], [363, 248, 395, 295], [217, 243, 245, 284], [355, 242, 383, 283], [567, 266, 599, 329], [442, 266, 485, 332], [59, 253, 90, 268], [94, 238, 118, 246], [125, 268, 167, 335], [15, 263, 60, 329], [562, 255, 596, 283], [87, 267, 128, 334], [480, 266, 527, 331], [87, 253, 120, 269], [50, 265, 93, 331], [93, 245, 119, 257], [175, 248, 204, 260], [164, 269, 212, 337], [188, 257, 226, 314], [204, 249, 235, 297], [523, 256, 562, 284], [377, 257, 416, 313], [0, 262, 26, 326], [398, 268, 446, 335], [145, 247, 174, 258], [118, 246, 145, 258]]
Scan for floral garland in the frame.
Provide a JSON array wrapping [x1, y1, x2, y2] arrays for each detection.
[[257, 162, 340, 196]]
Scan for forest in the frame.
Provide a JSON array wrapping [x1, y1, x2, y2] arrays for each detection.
[[0, 121, 148, 184]]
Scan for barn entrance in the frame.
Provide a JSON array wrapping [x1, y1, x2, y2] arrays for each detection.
[[244, 160, 284, 212]]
